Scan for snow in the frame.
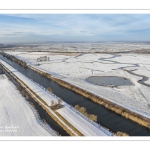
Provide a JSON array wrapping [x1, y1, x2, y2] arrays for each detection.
[[6, 52, 150, 120], [0, 59, 112, 136], [0, 74, 57, 136], [3, 42, 150, 53]]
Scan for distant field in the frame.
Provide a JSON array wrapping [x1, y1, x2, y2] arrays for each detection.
[[1, 42, 150, 53]]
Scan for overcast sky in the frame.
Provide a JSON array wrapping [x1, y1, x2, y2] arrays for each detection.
[[0, 14, 150, 44]]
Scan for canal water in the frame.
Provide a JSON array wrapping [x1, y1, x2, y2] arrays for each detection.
[[1, 54, 150, 136]]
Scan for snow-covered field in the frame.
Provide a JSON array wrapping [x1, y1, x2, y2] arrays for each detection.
[[5, 51, 150, 120], [0, 59, 111, 136], [0, 74, 57, 136], [3, 42, 150, 53]]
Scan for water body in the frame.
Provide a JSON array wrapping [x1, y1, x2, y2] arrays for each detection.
[[125, 70, 150, 87], [86, 76, 133, 87], [1, 54, 150, 136]]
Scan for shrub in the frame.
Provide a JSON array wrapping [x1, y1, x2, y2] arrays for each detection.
[[79, 107, 86, 114], [74, 105, 97, 122], [21, 89, 25, 97], [89, 114, 97, 122], [51, 100, 55, 106], [47, 87, 53, 93], [116, 131, 129, 136], [74, 105, 80, 110], [58, 98, 62, 105], [25, 93, 29, 100]]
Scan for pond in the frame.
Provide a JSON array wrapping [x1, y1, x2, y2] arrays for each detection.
[[86, 76, 133, 87]]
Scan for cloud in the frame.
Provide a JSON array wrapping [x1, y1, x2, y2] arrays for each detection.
[[0, 14, 150, 43]]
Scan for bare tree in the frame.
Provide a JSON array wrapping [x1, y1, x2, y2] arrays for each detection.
[[51, 100, 54, 106], [58, 98, 62, 105]]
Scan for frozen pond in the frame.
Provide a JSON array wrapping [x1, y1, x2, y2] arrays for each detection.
[[86, 76, 133, 87]]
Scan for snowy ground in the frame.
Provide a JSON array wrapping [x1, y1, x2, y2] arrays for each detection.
[[2, 42, 150, 53], [0, 74, 57, 136], [5, 51, 150, 120], [0, 59, 111, 136]]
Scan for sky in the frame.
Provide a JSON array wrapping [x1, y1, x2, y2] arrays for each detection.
[[0, 14, 150, 44]]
